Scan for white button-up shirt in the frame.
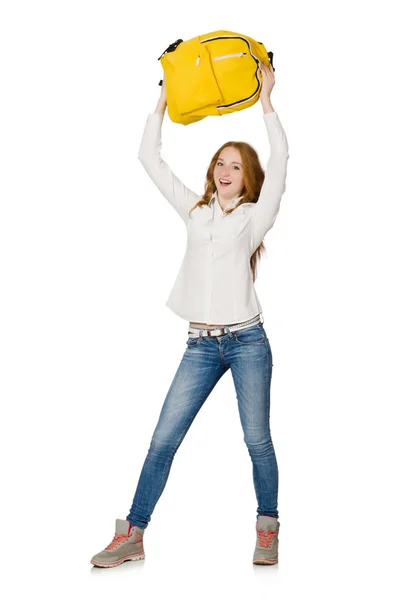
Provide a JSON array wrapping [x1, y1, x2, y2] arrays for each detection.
[[138, 111, 289, 324]]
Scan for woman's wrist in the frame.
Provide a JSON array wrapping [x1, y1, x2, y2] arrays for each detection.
[[260, 95, 274, 114], [154, 96, 167, 115]]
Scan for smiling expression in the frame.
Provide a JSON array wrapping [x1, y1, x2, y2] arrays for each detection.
[[213, 146, 245, 203]]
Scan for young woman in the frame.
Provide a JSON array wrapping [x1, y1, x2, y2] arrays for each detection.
[[91, 62, 289, 568]]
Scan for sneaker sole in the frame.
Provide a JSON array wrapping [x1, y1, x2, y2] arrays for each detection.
[[253, 557, 278, 565], [91, 553, 145, 568]]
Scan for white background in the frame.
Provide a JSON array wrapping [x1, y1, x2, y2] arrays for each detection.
[[1, 1, 396, 598]]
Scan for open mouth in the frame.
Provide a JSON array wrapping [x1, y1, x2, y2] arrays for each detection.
[[219, 179, 232, 187]]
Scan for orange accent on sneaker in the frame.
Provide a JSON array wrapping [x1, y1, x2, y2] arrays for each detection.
[[257, 528, 277, 548], [105, 533, 129, 550]]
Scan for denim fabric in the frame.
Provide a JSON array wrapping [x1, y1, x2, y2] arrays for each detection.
[[126, 322, 278, 529]]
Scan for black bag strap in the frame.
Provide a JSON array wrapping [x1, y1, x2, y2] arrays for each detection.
[[158, 38, 184, 61]]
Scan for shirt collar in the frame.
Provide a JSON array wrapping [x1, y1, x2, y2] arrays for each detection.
[[210, 191, 244, 211]]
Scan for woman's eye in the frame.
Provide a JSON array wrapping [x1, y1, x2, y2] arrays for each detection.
[[217, 162, 240, 170]]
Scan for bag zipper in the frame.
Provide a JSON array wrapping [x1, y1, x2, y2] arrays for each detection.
[[196, 51, 246, 66], [213, 52, 247, 60]]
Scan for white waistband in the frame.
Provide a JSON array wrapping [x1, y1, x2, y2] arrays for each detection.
[[188, 313, 263, 338]]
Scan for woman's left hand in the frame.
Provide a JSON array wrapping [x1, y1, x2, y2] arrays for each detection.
[[259, 61, 275, 99]]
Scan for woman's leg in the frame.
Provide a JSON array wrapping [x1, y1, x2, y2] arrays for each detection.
[[126, 335, 229, 529], [227, 323, 279, 519]]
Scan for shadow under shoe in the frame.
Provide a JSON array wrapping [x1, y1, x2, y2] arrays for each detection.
[[253, 515, 279, 565], [91, 518, 145, 568]]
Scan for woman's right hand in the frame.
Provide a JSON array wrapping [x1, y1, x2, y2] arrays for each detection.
[[159, 72, 167, 102], [259, 62, 275, 100], [154, 72, 167, 114]]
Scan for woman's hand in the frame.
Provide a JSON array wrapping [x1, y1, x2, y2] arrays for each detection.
[[159, 72, 167, 102], [154, 72, 167, 115], [259, 61, 275, 100]]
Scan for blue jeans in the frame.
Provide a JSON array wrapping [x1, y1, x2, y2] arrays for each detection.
[[126, 322, 278, 529]]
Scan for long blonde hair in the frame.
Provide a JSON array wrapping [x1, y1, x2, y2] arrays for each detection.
[[188, 141, 266, 282]]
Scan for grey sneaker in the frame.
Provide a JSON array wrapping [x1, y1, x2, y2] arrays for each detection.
[[253, 515, 279, 565], [91, 519, 145, 568]]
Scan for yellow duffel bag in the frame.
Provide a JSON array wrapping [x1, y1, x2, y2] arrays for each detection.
[[158, 30, 274, 125]]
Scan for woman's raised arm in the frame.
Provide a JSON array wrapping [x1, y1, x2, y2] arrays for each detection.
[[138, 74, 201, 226], [251, 63, 290, 251]]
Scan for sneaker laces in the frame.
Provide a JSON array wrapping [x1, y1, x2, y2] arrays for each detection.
[[257, 528, 276, 548], [105, 533, 129, 550]]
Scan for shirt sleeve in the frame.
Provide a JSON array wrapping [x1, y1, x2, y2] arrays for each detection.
[[138, 112, 202, 226], [251, 112, 290, 251]]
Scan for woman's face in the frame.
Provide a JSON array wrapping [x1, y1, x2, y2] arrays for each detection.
[[213, 146, 244, 201]]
